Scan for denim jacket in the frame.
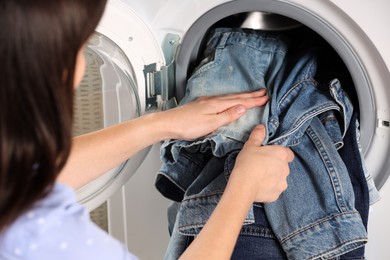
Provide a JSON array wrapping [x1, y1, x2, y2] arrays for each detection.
[[157, 28, 367, 259], [262, 50, 367, 259]]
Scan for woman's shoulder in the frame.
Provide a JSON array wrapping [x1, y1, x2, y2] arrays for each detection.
[[0, 183, 138, 259]]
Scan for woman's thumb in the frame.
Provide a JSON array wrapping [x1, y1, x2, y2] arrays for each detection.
[[247, 125, 266, 146]]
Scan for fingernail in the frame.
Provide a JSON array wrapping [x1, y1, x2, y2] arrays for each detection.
[[256, 124, 265, 129], [235, 105, 246, 115]]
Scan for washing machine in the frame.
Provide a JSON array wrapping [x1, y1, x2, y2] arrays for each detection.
[[74, 0, 390, 258]]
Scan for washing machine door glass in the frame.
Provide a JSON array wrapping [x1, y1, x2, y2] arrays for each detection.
[[74, 32, 146, 211], [71, 0, 170, 211]]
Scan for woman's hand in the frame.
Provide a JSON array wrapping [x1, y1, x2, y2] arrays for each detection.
[[230, 124, 294, 203], [160, 89, 269, 140], [59, 90, 270, 189]]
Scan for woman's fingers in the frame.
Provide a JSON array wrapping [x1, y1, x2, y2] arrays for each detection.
[[215, 89, 267, 100], [194, 89, 269, 114], [210, 95, 269, 113], [215, 105, 247, 126], [169, 89, 270, 140]]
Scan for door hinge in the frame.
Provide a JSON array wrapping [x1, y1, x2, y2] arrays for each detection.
[[144, 34, 180, 111]]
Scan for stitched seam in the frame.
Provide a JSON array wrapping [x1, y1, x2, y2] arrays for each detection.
[[280, 211, 361, 244]]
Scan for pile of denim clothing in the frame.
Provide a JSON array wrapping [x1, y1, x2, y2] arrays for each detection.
[[155, 28, 380, 260]]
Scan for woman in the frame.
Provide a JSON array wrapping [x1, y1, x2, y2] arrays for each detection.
[[0, 0, 293, 259]]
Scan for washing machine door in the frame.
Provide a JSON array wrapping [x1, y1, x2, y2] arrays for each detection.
[[74, 0, 178, 211]]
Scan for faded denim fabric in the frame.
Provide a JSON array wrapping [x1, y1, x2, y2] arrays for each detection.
[[336, 111, 380, 260], [158, 29, 367, 259], [337, 112, 369, 260], [260, 50, 367, 259], [355, 120, 381, 205], [166, 187, 288, 260], [159, 28, 289, 259], [157, 28, 288, 202], [164, 150, 287, 260], [231, 204, 288, 260]]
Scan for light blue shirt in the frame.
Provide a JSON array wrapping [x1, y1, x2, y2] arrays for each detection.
[[0, 183, 138, 260]]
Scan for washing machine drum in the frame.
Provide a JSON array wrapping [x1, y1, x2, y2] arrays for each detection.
[[174, 0, 390, 192]]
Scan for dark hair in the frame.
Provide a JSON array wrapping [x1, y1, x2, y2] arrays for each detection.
[[0, 0, 107, 232]]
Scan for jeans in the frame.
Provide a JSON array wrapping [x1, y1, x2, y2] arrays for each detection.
[[166, 207, 283, 260], [232, 204, 288, 260], [354, 119, 381, 206], [336, 111, 381, 260], [158, 28, 367, 259]]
